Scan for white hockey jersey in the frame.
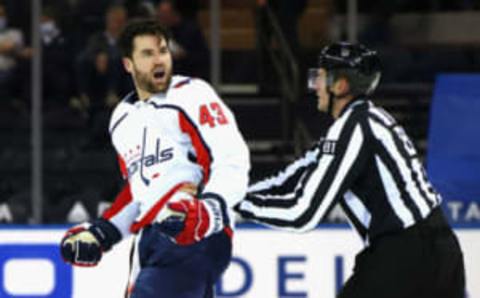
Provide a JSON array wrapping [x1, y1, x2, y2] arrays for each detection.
[[103, 75, 250, 237]]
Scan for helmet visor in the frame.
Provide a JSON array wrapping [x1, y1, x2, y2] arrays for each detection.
[[308, 68, 332, 91], [308, 68, 320, 90]]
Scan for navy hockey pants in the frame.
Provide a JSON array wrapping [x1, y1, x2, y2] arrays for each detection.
[[129, 224, 232, 298]]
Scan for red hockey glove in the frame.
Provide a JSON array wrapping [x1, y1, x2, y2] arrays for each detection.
[[158, 196, 228, 246]]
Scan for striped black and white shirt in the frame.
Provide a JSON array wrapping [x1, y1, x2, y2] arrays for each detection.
[[236, 98, 441, 243]]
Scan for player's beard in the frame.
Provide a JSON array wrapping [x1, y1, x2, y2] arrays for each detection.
[[133, 65, 172, 95]]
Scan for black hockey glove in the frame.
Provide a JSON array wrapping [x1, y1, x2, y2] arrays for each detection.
[[60, 218, 122, 267]]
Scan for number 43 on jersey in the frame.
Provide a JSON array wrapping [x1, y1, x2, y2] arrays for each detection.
[[199, 103, 229, 128]]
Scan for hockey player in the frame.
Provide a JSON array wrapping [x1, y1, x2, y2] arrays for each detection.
[[235, 42, 465, 298], [60, 19, 250, 298]]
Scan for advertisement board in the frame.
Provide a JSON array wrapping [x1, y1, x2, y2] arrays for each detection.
[[0, 225, 478, 297], [428, 74, 480, 225]]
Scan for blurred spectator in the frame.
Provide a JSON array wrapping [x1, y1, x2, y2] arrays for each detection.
[[2, 0, 31, 42], [75, 4, 132, 148], [59, 0, 113, 52], [75, 4, 130, 108], [0, 1, 29, 101], [41, 6, 74, 106], [78, 49, 121, 110], [76, 4, 130, 105], [124, 0, 156, 18], [156, 0, 209, 79], [84, 4, 128, 61]]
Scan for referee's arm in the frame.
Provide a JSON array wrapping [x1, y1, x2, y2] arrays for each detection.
[[248, 146, 320, 195], [236, 115, 370, 232]]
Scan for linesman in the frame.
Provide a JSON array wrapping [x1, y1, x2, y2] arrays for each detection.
[[236, 42, 465, 298]]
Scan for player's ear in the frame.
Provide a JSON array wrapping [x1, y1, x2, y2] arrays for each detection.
[[123, 57, 133, 74]]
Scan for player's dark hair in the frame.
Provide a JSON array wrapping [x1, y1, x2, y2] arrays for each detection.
[[118, 19, 170, 58]]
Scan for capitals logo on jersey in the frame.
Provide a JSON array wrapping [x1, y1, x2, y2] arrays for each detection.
[[126, 127, 174, 185]]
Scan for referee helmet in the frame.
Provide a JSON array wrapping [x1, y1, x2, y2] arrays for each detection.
[[309, 42, 381, 97]]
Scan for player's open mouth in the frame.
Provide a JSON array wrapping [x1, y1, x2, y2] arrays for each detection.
[[153, 69, 166, 80]]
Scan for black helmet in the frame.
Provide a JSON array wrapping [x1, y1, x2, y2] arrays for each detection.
[[313, 42, 381, 96]]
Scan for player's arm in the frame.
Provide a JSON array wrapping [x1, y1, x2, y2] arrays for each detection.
[[236, 116, 370, 232], [60, 180, 138, 267], [60, 156, 139, 267], [60, 106, 140, 266], [160, 79, 250, 245]]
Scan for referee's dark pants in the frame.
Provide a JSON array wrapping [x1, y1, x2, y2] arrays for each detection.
[[338, 208, 465, 298]]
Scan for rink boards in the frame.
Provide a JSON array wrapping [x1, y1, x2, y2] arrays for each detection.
[[0, 224, 478, 298]]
